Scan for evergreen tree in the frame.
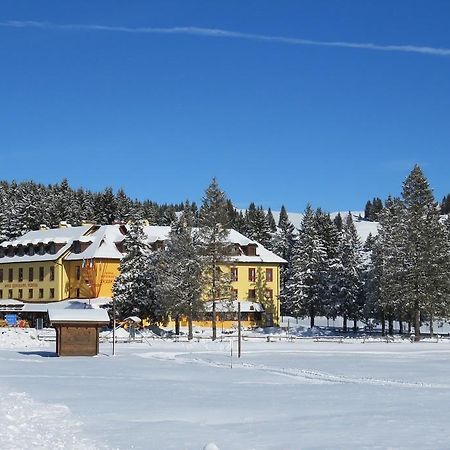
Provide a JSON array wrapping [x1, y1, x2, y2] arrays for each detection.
[[333, 214, 364, 332], [272, 205, 296, 307], [333, 212, 343, 231], [198, 178, 232, 340], [116, 188, 134, 222], [401, 166, 450, 340], [112, 220, 167, 322], [156, 210, 204, 339], [283, 205, 327, 327], [266, 208, 277, 233]]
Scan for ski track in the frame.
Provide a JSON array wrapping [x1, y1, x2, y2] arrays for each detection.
[[138, 351, 450, 389]]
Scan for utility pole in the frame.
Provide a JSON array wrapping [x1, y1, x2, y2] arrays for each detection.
[[238, 301, 241, 358]]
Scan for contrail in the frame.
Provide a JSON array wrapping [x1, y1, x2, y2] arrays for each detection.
[[2, 20, 450, 57]]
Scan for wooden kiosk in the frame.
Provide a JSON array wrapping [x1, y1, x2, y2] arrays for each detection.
[[48, 309, 110, 356]]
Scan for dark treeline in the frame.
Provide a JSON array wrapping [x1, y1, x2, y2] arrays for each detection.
[[0, 179, 190, 241]]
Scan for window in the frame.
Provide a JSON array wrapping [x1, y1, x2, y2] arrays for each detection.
[[231, 267, 238, 282], [8, 269, 13, 283], [18, 289, 23, 299], [18, 268, 23, 282], [49, 288, 55, 299], [0, 269, 3, 282], [0, 289, 2, 299], [39, 267, 44, 281], [76, 266, 81, 280], [39, 289, 43, 299], [29, 267, 34, 282], [266, 268, 273, 282], [8, 289, 13, 299], [50, 266, 55, 281], [248, 289, 256, 300], [265, 289, 273, 300], [28, 289, 33, 299], [248, 268, 256, 282]]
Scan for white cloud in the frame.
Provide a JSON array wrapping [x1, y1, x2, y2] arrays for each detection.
[[1, 20, 450, 57]]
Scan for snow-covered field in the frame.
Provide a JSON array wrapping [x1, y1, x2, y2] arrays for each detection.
[[2, 329, 450, 449]]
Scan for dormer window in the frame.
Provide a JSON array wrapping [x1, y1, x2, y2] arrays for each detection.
[[48, 242, 56, 254], [242, 244, 258, 256], [73, 240, 81, 253]]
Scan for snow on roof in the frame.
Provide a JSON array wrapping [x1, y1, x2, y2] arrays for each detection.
[[1, 223, 286, 265], [22, 298, 112, 313], [65, 225, 124, 261], [48, 308, 110, 324], [143, 225, 171, 243], [141, 226, 286, 264], [0, 225, 92, 263]]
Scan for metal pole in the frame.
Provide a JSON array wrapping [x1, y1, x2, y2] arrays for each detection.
[[112, 296, 116, 356], [238, 301, 241, 358]]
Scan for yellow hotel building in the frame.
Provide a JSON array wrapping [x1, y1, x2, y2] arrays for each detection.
[[0, 223, 286, 327]]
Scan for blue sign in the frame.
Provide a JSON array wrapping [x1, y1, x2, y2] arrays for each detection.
[[5, 314, 17, 326]]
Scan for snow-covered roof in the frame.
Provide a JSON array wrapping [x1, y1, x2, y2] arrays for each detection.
[[0, 226, 92, 263], [141, 226, 286, 264], [65, 225, 125, 261], [48, 308, 110, 324], [1, 224, 286, 265], [22, 298, 112, 313]]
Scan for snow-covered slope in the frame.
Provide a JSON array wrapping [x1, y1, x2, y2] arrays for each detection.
[[271, 210, 379, 242]]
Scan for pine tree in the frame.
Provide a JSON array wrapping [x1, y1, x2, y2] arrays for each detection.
[[401, 166, 450, 340], [283, 205, 327, 327], [116, 188, 134, 222], [156, 209, 204, 339], [266, 208, 277, 233], [272, 205, 296, 309], [333, 214, 364, 332], [112, 220, 167, 323], [198, 178, 232, 340]]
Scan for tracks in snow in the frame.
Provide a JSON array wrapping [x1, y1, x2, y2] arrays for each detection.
[[140, 351, 449, 389]]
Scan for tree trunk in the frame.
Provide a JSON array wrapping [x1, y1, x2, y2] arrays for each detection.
[[212, 300, 217, 341], [408, 320, 411, 334], [310, 306, 315, 329], [381, 310, 385, 336], [353, 318, 358, 333], [429, 311, 434, 339], [343, 315, 347, 333], [414, 303, 421, 342], [175, 316, 180, 336], [188, 312, 193, 341], [399, 319, 403, 335], [388, 316, 394, 336]]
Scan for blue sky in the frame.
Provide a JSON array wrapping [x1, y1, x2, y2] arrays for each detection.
[[1, 1, 450, 212]]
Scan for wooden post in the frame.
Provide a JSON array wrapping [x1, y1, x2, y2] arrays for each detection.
[[238, 301, 241, 358], [112, 295, 116, 356]]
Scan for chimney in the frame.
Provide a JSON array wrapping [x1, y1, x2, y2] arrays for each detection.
[[59, 221, 71, 228], [39, 224, 49, 230]]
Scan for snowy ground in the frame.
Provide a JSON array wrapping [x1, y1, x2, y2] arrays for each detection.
[[2, 329, 450, 449]]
